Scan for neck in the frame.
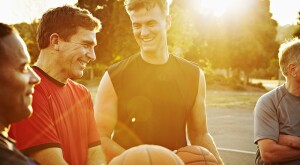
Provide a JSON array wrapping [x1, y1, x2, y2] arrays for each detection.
[[285, 79, 300, 97], [141, 48, 169, 64], [35, 50, 68, 84]]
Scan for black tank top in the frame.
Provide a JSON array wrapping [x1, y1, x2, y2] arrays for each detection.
[[108, 54, 199, 150]]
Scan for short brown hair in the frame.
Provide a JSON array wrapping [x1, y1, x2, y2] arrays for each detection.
[[37, 5, 101, 49], [0, 23, 18, 61], [124, 0, 172, 16], [278, 38, 300, 77]]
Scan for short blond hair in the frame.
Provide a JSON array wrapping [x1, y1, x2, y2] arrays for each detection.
[[278, 38, 300, 77], [124, 0, 173, 16]]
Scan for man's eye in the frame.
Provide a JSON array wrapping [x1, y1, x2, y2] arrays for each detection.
[[82, 44, 89, 48], [21, 65, 29, 73], [133, 24, 141, 29], [148, 22, 156, 27]]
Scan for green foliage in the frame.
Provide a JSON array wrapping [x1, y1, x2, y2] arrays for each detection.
[[14, 20, 40, 64], [168, 5, 199, 57], [294, 11, 300, 37]]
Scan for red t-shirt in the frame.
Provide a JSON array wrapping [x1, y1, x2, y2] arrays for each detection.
[[9, 67, 100, 165]]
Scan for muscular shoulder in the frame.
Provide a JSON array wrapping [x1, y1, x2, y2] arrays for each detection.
[[108, 54, 139, 73], [256, 85, 286, 109], [172, 55, 199, 70]]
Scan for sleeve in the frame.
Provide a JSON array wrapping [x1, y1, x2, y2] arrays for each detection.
[[254, 93, 279, 144], [9, 86, 61, 154], [86, 90, 101, 148]]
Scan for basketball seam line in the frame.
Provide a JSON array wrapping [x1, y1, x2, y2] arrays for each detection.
[[146, 147, 153, 165], [176, 152, 216, 163]]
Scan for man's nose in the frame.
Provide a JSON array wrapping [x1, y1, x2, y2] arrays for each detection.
[[141, 26, 150, 36], [87, 48, 96, 61], [29, 67, 41, 85]]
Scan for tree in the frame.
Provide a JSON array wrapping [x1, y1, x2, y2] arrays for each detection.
[[195, 0, 279, 83], [294, 11, 300, 37], [168, 5, 199, 58], [14, 20, 40, 64]]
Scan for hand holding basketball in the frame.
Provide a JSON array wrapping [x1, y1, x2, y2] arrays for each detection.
[[175, 145, 218, 165]]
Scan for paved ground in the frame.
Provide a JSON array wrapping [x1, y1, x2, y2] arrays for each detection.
[[207, 107, 256, 165]]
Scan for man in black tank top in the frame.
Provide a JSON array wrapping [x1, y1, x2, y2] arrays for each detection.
[[94, 0, 223, 164]]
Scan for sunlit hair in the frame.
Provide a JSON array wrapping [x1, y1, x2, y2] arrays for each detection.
[[278, 38, 300, 77], [124, 0, 173, 16], [0, 23, 19, 61], [37, 5, 101, 49]]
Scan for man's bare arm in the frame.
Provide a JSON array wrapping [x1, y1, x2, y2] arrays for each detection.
[[94, 71, 125, 162], [279, 134, 300, 149], [187, 69, 224, 165], [86, 145, 106, 165], [258, 139, 300, 163], [29, 148, 68, 165]]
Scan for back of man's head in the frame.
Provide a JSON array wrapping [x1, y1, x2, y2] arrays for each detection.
[[37, 5, 101, 50], [278, 38, 300, 77], [124, 0, 173, 16]]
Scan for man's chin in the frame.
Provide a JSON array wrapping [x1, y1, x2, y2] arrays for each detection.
[[71, 71, 84, 79], [141, 47, 156, 54]]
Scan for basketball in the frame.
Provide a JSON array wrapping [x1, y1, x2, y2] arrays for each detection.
[[175, 145, 218, 165], [108, 145, 184, 165]]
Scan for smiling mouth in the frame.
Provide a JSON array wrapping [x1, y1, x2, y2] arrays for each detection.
[[142, 37, 154, 42]]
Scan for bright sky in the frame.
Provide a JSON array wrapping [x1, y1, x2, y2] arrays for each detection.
[[0, 0, 77, 24], [269, 0, 300, 25], [0, 0, 299, 26]]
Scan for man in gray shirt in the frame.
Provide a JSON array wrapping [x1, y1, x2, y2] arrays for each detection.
[[254, 38, 300, 165]]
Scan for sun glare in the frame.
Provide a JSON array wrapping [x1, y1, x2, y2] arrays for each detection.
[[191, 0, 238, 17]]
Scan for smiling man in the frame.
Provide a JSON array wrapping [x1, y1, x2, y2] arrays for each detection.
[[94, 0, 223, 164], [0, 23, 40, 164], [9, 5, 106, 165]]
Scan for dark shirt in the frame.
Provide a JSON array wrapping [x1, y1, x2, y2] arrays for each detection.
[[0, 134, 38, 165], [108, 54, 199, 150]]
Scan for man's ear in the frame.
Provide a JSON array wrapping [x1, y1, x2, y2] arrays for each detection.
[[166, 15, 172, 30], [287, 63, 297, 77], [50, 33, 59, 51]]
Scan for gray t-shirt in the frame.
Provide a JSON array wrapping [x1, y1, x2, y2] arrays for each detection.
[[254, 84, 300, 165]]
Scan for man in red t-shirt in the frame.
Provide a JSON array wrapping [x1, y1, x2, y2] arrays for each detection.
[[9, 5, 106, 165]]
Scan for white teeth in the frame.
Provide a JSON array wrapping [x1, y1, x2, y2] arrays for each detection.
[[142, 38, 153, 42]]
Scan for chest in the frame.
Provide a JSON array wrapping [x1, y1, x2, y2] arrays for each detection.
[[278, 98, 300, 135]]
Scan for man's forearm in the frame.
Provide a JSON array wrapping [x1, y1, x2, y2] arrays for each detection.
[[190, 133, 224, 165], [100, 136, 126, 162], [279, 134, 300, 149], [29, 148, 68, 165], [259, 139, 300, 163], [86, 145, 106, 165]]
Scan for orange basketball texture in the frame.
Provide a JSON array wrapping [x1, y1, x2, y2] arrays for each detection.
[[176, 145, 218, 165], [109, 145, 184, 165]]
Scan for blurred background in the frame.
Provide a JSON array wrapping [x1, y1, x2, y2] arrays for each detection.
[[1, 0, 299, 89]]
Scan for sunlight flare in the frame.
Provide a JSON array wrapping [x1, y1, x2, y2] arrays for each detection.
[[191, 0, 239, 17]]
